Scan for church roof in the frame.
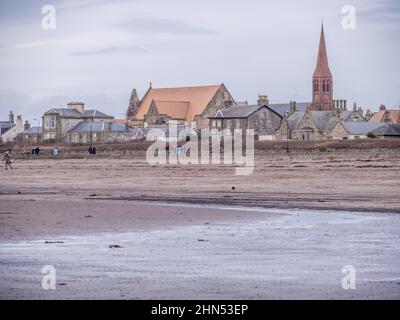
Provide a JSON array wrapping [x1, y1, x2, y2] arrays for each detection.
[[135, 84, 223, 122], [152, 100, 190, 120]]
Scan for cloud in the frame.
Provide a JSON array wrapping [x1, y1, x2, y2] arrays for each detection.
[[69, 45, 148, 56], [115, 17, 217, 35], [15, 41, 46, 49], [357, 0, 400, 23]]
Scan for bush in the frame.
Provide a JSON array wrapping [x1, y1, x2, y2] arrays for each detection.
[[367, 132, 377, 139]]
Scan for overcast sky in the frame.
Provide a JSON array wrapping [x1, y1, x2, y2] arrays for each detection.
[[0, 0, 399, 124]]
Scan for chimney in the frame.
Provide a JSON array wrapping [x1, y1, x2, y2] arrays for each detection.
[[24, 121, 31, 130], [353, 103, 357, 111], [344, 100, 347, 110], [16, 115, 24, 134], [379, 104, 386, 111], [9, 111, 14, 124], [67, 102, 85, 113], [289, 101, 297, 113], [257, 95, 269, 106]]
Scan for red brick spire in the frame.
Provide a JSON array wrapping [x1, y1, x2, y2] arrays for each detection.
[[310, 23, 334, 112], [313, 23, 332, 78]]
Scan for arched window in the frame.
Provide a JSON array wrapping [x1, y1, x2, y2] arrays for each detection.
[[326, 81, 330, 92], [314, 81, 319, 92]]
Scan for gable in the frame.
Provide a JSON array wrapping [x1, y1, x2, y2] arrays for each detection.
[[153, 100, 190, 120], [136, 84, 222, 122]]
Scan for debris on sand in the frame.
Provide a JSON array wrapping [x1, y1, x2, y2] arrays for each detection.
[[109, 244, 122, 249], [85, 215, 93, 218], [58, 283, 68, 286], [45, 241, 64, 244], [232, 186, 236, 190], [197, 239, 209, 242], [89, 194, 96, 197]]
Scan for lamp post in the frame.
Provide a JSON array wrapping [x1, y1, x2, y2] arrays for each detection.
[[286, 118, 290, 154]]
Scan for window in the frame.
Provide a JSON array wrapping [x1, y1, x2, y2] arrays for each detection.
[[236, 119, 241, 129], [50, 116, 56, 128], [314, 82, 319, 92], [226, 120, 232, 135], [217, 120, 222, 131]]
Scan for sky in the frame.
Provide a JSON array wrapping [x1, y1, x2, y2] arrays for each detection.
[[0, 0, 399, 124]]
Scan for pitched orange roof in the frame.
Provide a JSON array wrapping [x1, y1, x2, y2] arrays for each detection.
[[369, 110, 400, 124], [153, 100, 189, 120], [136, 84, 221, 122]]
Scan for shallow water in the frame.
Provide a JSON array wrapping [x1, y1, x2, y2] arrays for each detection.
[[1, 206, 399, 299]]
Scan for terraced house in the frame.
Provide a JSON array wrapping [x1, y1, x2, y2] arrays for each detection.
[[42, 102, 114, 142]]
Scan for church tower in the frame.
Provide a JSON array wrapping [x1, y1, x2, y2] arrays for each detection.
[[310, 23, 333, 111]]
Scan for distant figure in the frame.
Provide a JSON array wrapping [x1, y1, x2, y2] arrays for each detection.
[[52, 147, 59, 156], [3, 151, 12, 170], [88, 144, 96, 155]]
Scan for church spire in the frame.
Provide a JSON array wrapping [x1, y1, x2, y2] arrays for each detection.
[[313, 23, 332, 78], [310, 22, 334, 112]]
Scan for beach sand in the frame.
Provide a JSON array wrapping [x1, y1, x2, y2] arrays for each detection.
[[0, 152, 399, 299]]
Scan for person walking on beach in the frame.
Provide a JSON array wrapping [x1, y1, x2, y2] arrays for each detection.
[[3, 151, 12, 170]]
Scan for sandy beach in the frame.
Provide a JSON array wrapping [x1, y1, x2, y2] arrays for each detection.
[[0, 152, 399, 299]]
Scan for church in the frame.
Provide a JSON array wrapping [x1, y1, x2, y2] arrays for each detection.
[[276, 23, 369, 141]]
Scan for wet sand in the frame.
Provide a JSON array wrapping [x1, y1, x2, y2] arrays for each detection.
[[1, 152, 400, 212], [0, 153, 399, 299], [0, 200, 399, 299]]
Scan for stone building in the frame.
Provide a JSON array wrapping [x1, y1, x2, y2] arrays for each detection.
[[126, 83, 236, 129], [277, 109, 338, 141], [20, 127, 43, 144], [42, 102, 114, 142], [0, 111, 15, 136], [67, 121, 126, 143], [0, 113, 24, 144], [208, 104, 283, 140], [329, 122, 385, 140]]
